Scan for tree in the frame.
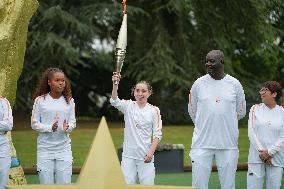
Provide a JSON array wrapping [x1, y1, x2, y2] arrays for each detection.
[[124, 0, 282, 122], [16, 0, 284, 124]]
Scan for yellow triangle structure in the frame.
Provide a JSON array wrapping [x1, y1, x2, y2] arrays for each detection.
[[7, 117, 195, 189], [76, 117, 126, 188]]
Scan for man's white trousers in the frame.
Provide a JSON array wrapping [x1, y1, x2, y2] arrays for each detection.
[[190, 149, 238, 189]]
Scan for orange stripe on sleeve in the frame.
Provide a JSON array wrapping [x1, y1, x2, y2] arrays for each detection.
[[149, 105, 161, 130], [251, 105, 255, 129], [251, 105, 263, 149], [31, 96, 42, 122]]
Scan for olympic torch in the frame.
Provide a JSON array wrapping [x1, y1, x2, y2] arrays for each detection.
[[114, 0, 127, 85]]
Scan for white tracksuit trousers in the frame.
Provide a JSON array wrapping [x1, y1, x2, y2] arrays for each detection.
[[190, 149, 238, 189], [37, 158, 72, 184], [247, 163, 283, 189], [121, 156, 155, 185], [0, 157, 11, 189]]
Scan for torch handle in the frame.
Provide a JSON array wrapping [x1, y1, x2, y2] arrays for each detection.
[[114, 71, 120, 85], [114, 76, 119, 85], [114, 48, 125, 85]]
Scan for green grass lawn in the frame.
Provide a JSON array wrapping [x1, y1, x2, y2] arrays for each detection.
[[25, 172, 248, 187], [26, 171, 273, 188], [11, 121, 249, 167], [23, 171, 284, 188], [11, 121, 284, 188]]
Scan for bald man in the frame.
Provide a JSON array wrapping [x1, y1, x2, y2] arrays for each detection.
[[188, 50, 246, 189]]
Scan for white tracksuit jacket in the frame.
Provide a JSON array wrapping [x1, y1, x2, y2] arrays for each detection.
[[31, 94, 76, 158], [248, 103, 284, 167], [188, 74, 246, 149], [110, 98, 162, 160]]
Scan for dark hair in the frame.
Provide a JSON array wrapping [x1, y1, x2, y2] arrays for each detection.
[[262, 81, 282, 101], [206, 50, 224, 64], [131, 81, 153, 96], [33, 68, 72, 104]]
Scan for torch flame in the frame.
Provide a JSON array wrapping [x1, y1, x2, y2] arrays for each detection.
[[123, 0, 127, 14]]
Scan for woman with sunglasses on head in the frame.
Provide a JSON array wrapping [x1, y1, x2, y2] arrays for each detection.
[[247, 81, 284, 189]]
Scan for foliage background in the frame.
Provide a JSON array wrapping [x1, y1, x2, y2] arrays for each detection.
[[15, 0, 284, 124]]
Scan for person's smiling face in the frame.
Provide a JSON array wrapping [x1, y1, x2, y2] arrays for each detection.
[[134, 83, 150, 105], [259, 87, 277, 104]]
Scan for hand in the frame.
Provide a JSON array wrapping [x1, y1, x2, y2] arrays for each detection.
[[259, 150, 271, 162], [63, 119, 69, 131], [112, 72, 121, 85], [264, 157, 272, 166], [52, 120, 58, 132], [144, 151, 154, 163]]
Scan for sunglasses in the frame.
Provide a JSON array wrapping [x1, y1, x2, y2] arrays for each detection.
[[259, 87, 270, 94]]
